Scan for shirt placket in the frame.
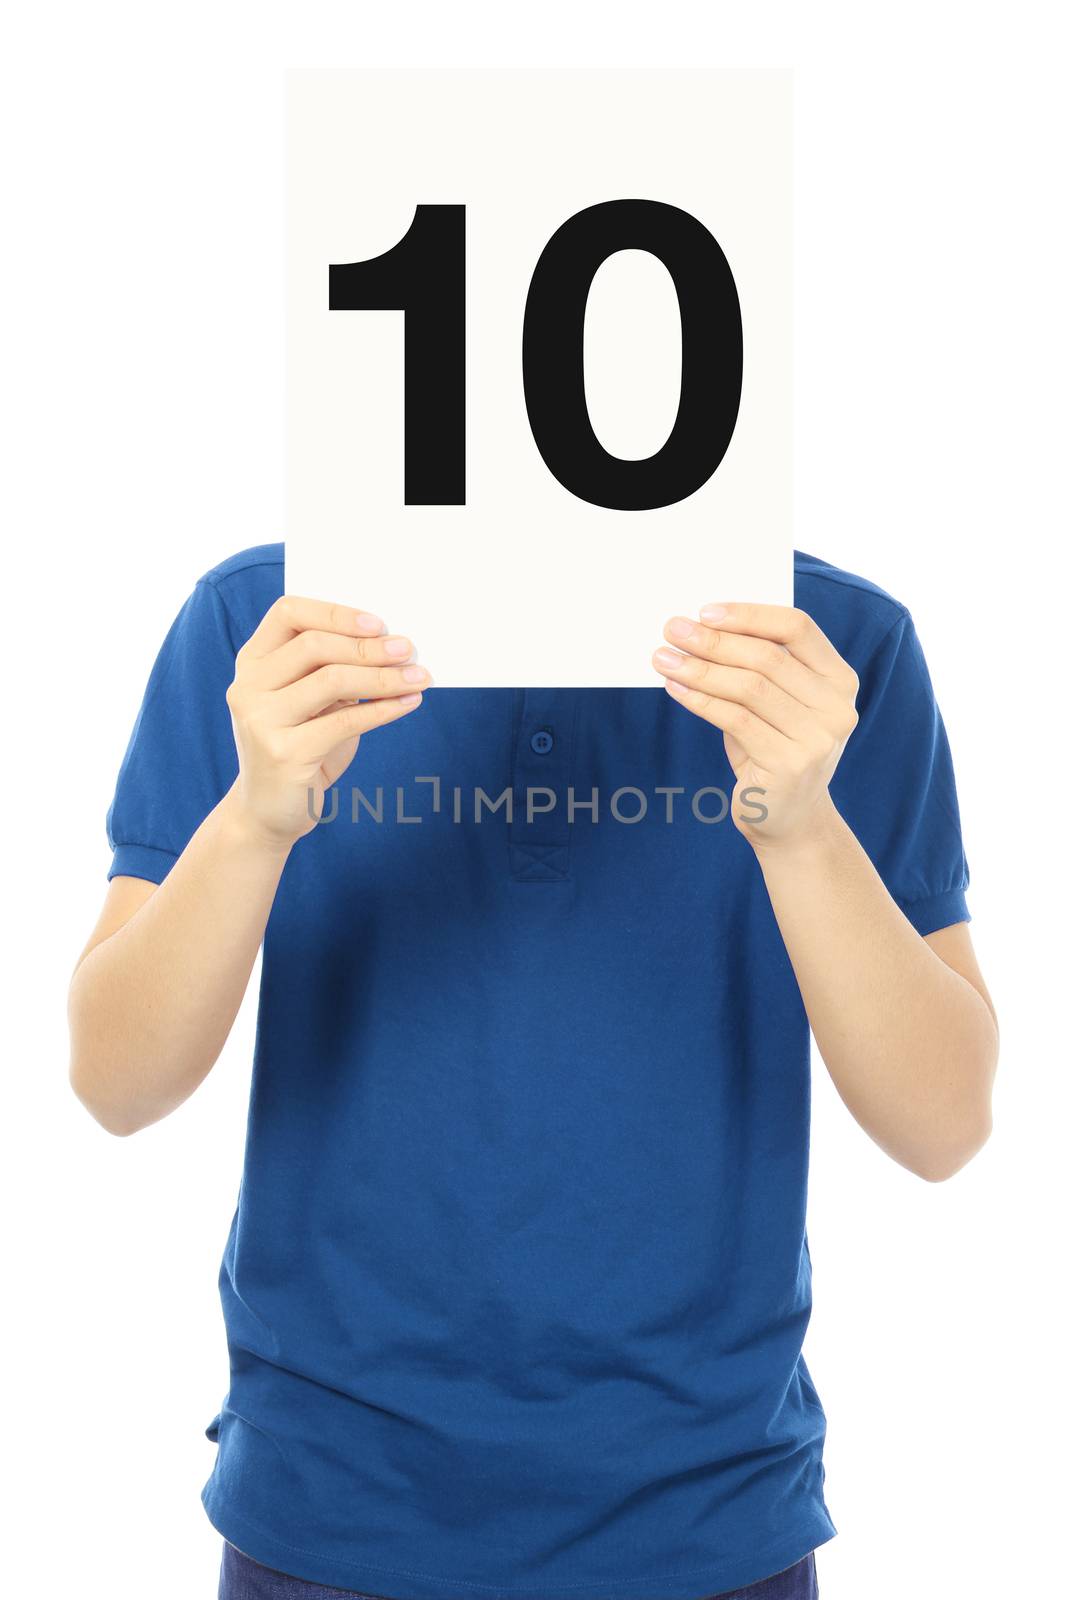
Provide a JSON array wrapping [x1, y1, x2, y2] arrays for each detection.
[[508, 690, 579, 882]]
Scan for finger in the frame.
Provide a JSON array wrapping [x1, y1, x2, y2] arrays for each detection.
[[652, 647, 822, 740], [321, 735, 361, 789], [663, 679, 792, 767], [277, 661, 432, 723], [697, 603, 844, 677], [294, 690, 424, 760], [662, 617, 833, 711], [242, 595, 386, 661], [251, 628, 416, 691]]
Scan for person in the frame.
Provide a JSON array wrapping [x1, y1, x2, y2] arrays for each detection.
[[68, 543, 998, 1600]]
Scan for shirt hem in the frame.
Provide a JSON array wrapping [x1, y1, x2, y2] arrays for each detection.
[[107, 840, 179, 884], [892, 884, 970, 936], [202, 1483, 838, 1600]]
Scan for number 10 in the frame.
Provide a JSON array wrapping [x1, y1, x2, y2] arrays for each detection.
[[329, 199, 743, 512]]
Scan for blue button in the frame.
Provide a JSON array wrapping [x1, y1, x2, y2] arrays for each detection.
[[530, 729, 554, 755]]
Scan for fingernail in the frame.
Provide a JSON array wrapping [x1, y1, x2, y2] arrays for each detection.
[[383, 636, 412, 659], [395, 692, 422, 707], [356, 612, 384, 632], [667, 617, 697, 642], [700, 604, 728, 622], [653, 647, 686, 669], [402, 663, 429, 683]]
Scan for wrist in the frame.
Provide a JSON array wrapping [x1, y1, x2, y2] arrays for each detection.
[[218, 783, 300, 864], [747, 794, 848, 871]]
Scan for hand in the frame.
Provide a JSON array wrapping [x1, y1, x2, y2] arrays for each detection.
[[225, 595, 431, 849], [652, 602, 860, 852]]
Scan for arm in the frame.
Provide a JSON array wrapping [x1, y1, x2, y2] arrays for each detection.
[[652, 602, 998, 1183], [754, 814, 996, 1180], [68, 799, 291, 1135], [69, 595, 430, 1136]]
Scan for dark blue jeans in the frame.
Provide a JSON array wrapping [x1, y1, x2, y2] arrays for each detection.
[[218, 1541, 818, 1599]]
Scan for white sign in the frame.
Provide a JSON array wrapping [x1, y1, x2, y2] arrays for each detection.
[[286, 69, 793, 686]]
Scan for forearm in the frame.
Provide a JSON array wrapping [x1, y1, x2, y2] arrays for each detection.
[[753, 800, 998, 1180], [68, 783, 293, 1134]]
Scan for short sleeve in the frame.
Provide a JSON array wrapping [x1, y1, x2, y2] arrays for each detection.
[[105, 578, 240, 884], [833, 610, 971, 936]]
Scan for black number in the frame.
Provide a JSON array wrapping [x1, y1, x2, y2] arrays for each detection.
[[329, 200, 741, 513], [522, 199, 742, 510], [330, 204, 465, 505]]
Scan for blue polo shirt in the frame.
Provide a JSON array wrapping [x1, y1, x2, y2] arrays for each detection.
[[106, 544, 970, 1600]]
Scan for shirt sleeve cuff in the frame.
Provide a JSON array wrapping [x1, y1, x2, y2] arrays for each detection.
[[108, 841, 179, 885], [893, 885, 971, 936]]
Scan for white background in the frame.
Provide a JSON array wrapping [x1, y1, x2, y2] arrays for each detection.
[[1, 4, 1063, 1597], [286, 67, 792, 684]]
